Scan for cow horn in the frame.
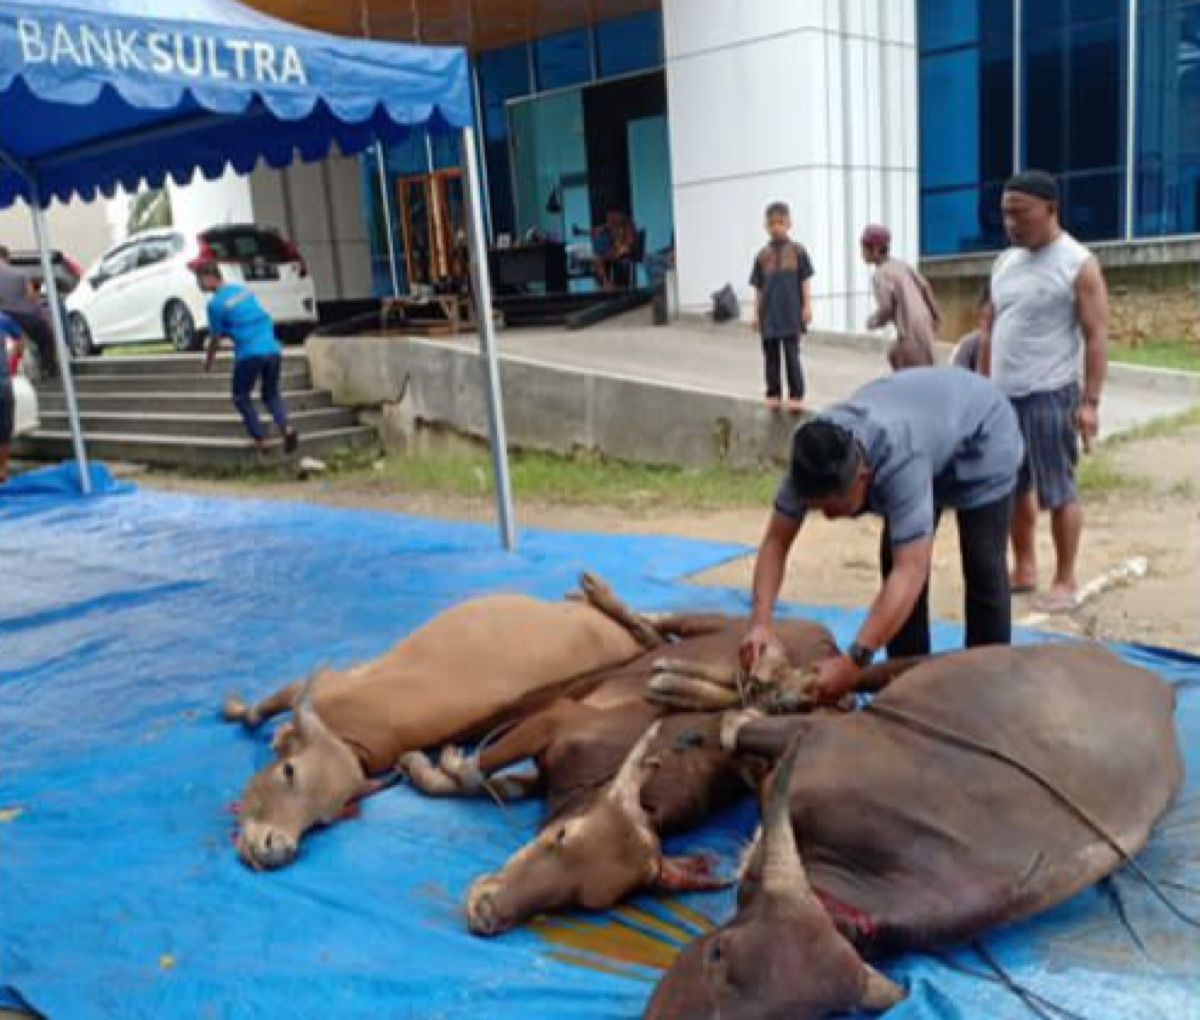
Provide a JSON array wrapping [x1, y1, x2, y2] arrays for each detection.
[[760, 735, 809, 895], [607, 720, 663, 818]]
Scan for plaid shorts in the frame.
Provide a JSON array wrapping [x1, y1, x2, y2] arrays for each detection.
[[1011, 383, 1080, 510]]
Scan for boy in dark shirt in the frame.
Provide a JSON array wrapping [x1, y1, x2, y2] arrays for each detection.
[[750, 202, 814, 411]]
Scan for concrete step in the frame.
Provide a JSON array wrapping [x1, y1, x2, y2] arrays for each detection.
[[70, 351, 310, 377], [38, 390, 335, 415], [55, 369, 313, 395], [15, 426, 379, 471], [37, 407, 360, 440]]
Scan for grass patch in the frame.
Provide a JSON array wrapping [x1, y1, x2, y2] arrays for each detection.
[[180, 445, 782, 513], [347, 449, 781, 512], [1101, 405, 1200, 448], [1077, 451, 1139, 496], [103, 342, 175, 357], [1110, 340, 1200, 374]]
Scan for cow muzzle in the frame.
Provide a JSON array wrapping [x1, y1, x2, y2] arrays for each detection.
[[465, 876, 512, 937], [237, 822, 299, 871]]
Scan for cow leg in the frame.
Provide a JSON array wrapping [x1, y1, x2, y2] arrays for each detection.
[[403, 700, 592, 799], [573, 573, 667, 649], [223, 681, 302, 729]]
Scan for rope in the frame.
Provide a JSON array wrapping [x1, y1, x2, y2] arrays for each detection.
[[865, 702, 1200, 932]]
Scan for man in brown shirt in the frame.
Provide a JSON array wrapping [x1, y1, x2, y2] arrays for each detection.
[[861, 224, 940, 370]]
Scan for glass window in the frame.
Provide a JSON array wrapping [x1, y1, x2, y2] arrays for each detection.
[[535, 29, 591, 91], [1136, 0, 1200, 236], [921, 181, 1008, 255], [918, 0, 1013, 254], [1022, 0, 1126, 239], [476, 43, 532, 239], [919, 0, 981, 52], [596, 11, 663, 78]]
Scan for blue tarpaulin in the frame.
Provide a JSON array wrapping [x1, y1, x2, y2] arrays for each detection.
[[0, 0, 471, 207], [1, 471, 1197, 1018]]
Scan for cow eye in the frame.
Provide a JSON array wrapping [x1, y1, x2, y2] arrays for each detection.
[[282, 761, 296, 784], [554, 827, 567, 848]]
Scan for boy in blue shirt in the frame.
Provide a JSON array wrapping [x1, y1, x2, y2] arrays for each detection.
[[195, 262, 298, 454]]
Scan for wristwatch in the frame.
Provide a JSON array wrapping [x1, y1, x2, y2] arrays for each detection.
[[846, 641, 876, 669]]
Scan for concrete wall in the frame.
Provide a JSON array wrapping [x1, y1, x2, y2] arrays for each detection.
[[307, 334, 800, 470], [661, 0, 919, 333], [250, 153, 374, 302], [923, 237, 1200, 345], [0, 197, 116, 269]]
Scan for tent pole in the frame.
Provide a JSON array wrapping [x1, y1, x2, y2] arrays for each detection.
[[375, 144, 402, 297], [460, 127, 516, 551], [29, 184, 92, 494]]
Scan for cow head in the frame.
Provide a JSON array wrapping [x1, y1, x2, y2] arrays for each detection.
[[643, 738, 905, 1020], [466, 722, 728, 936], [235, 674, 366, 870]]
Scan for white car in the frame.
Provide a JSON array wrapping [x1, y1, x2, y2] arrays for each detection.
[[66, 225, 318, 354]]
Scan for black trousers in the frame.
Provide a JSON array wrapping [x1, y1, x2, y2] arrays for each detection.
[[880, 491, 1014, 658], [761, 335, 804, 400]]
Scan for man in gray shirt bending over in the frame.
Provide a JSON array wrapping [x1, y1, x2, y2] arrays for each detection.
[[981, 171, 1109, 614], [740, 367, 1024, 704]]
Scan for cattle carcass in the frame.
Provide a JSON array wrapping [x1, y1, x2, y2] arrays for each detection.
[[644, 643, 1182, 1019], [400, 612, 839, 935], [224, 578, 655, 870]]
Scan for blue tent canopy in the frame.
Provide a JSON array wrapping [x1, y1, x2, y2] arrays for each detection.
[[0, 0, 516, 547], [0, 0, 473, 206]]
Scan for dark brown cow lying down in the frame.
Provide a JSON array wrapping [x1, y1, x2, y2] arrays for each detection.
[[401, 613, 839, 935], [645, 643, 1182, 1019], [223, 587, 650, 869]]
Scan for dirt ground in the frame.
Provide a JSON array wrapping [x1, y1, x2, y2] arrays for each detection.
[[142, 421, 1200, 654]]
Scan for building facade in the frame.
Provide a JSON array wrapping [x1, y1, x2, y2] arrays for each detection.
[[45, 1, 1194, 340]]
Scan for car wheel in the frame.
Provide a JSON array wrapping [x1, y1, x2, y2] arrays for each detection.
[[164, 300, 198, 352], [275, 323, 315, 345], [68, 312, 98, 358]]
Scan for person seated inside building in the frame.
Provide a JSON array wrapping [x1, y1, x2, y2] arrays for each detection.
[[578, 209, 637, 290]]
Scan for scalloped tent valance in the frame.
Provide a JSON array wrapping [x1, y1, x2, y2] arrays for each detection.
[[0, 0, 473, 207]]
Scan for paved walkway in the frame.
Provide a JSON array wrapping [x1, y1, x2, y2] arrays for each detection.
[[462, 310, 1199, 441]]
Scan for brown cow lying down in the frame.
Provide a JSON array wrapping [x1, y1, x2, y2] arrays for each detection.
[[400, 612, 840, 935], [644, 643, 1182, 1020], [223, 579, 654, 870]]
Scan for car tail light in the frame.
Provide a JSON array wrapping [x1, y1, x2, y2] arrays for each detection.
[[282, 240, 308, 278], [64, 255, 84, 279], [186, 237, 219, 273]]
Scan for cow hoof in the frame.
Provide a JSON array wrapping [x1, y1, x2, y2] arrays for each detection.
[[439, 746, 484, 791], [466, 878, 509, 937], [399, 752, 460, 796], [720, 708, 763, 750]]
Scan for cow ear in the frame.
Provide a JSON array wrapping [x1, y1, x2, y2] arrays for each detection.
[[293, 669, 331, 743], [858, 964, 905, 1013], [655, 853, 734, 892]]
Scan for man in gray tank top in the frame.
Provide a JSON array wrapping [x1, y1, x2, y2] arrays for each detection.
[[981, 171, 1109, 614]]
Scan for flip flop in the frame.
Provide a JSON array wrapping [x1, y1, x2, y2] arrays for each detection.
[[1033, 591, 1078, 614]]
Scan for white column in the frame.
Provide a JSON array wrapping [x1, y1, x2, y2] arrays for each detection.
[[662, 0, 919, 334]]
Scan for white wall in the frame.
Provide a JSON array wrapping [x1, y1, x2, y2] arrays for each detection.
[[167, 168, 255, 243], [662, 0, 919, 333], [0, 198, 117, 269], [249, 153, 374, 302]]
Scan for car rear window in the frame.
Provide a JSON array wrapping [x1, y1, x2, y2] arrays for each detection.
[[203, 229, 291, 263]]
